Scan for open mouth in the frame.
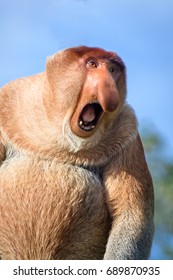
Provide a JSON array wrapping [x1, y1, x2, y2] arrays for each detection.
[[78, 102, 103, 132]]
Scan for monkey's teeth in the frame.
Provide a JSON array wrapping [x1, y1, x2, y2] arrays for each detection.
[[79, 119, 96, 131]]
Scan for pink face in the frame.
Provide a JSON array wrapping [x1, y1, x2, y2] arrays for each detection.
[[69, 46, 126, 138]]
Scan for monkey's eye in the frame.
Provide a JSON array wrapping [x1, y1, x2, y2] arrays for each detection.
[[87, 60, 98, 68], [109, 66, 116, 73], [109, 64, 122, 77]]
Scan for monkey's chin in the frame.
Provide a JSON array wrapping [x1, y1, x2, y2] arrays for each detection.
[[70, 102, 104, 138], [63, 120, 105, 153]]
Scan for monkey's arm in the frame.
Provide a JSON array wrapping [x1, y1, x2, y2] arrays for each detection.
[[103, 134, 154, 260]]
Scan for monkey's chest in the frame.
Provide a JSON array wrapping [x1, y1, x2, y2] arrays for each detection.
[[0, 159, 110, 260]]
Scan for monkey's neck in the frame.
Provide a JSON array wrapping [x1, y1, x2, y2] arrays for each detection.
[[34, 105, 138, 168], [60, 105, 138, 167]]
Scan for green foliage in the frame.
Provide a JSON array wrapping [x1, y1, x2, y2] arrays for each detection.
[[140, 125, 173, 258]]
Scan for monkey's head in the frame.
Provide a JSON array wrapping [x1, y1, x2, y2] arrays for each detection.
[[45, 46, 126, 151]]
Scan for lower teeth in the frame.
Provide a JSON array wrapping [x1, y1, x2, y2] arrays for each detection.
[[79, 120, 95, 131]]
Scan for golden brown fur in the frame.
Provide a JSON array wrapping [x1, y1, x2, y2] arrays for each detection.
[[0, 46, 154, 259]]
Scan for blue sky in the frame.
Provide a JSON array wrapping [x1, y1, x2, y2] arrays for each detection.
[[1, 0, 173, 156]]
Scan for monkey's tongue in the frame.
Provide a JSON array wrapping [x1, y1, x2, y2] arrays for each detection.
[[81, 104, 96, 123]]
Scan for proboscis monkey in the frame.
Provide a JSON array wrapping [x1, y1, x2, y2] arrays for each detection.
[[0, 46, 154, 260]]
